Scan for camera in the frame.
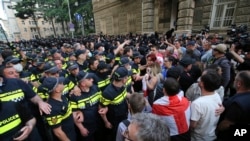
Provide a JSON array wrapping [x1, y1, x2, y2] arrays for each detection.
[[201, 25, 210, 35], [226, 24, 250, 52]]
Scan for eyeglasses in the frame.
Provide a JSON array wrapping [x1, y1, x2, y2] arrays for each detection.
[[123, 128, 134, 141]]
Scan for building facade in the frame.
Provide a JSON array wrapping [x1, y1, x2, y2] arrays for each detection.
[[16, 18, 67, 40], [0, 0, 21, 42], [0, 0, 69, 42], [92, 0, 250, 35]]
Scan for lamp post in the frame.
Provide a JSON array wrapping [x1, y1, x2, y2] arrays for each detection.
[[67, 0, 74, 38], [0, 23, 9, 43]]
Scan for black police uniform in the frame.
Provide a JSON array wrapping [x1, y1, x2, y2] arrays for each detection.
[[100, 83, 128, 141], [45, 96, 76, 141], [77, 61, 89, 72], [131, 62, 142, 92], [0, 78, 41, 141], [95, 72, 111, 92], [70, 85, 101, 141]]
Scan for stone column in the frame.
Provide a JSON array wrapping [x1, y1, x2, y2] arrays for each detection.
[[142, 0, 154, 34], [175, 0, 195, 35]]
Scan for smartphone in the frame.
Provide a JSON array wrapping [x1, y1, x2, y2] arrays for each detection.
[[13, 130, 23, 138]]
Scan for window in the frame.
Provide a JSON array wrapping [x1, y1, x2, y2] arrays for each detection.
[[56, 27, 58, 31], [24, 28, 27, 32], [44, 28, 46, 31], [50, 27, 53, 31], [30, 28, 37, 32], [211, 0, 237, 28], [32, 21, 36, 25], [22, 21, 25, 25], [42, 21, 44, 25], [29, 21, 31, 25], [49, 21, 52, 25]]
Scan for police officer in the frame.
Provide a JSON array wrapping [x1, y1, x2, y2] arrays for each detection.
[[0, 100, 37, 141], [75, 49, 89, 72], [70, 71, 101, 141], [95, 61, 111, 92], [131, 51, 143, 92], [99, 67, 130, 141], [119, 57, 133, 93], [42, 77, 77, 141]]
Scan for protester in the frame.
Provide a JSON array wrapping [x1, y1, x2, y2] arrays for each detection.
[[124, 113, 170, 141]]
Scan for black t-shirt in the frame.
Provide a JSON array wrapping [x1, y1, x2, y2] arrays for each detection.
[[77, 61, 88, 71], [0, 101, 34, 141], [0, 78, 36, 102], [70, 85, 101, 133], [45, 96, 76, 141], [100, 83, 128, 121]]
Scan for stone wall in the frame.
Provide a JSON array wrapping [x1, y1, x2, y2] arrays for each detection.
[[235, 0, 250, 27], [92, 0, 250, 35], [93, 0, 142, 35]]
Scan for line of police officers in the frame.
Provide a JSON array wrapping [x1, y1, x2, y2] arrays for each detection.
[[0, 40, 143, 141]]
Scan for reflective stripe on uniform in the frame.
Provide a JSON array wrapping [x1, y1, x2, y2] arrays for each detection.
[[46, 102, 72, 126], [115, 57, 120, 61], [0, 89, 24, 102], [0, 114, 22, 134], [62, 63, 67, 70], [97, 78, 110, 89], [68, 81, 75, 90], [100, 89, 126, 106], [132, 68, 140, 74], [77, 91, 101, 109], [126, 76, 132, 86], [37, 91, 49, 101]]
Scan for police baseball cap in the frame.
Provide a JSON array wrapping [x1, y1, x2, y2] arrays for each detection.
[[76, 71, 94, 82], [41, 77, 65, 93], [106, 53, 115, 61], [66, 61, 79, 71], [3, 56, 21, 65], [119, 57, 131, 66], [133, 51, 143, 58], [113, 67, 128, 79], [44, 61, 59, 73]]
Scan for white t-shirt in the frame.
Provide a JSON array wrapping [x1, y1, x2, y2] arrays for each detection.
[[190, 93, 222, 141]]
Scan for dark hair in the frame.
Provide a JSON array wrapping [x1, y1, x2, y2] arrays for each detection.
[[206, 64, 221, 73], [163, 77, 180, 96], [150, 44, 159, 50], [237, 71, 250, 89], [123, 46, 132, 55], [200, 70, 221, 92], [1, 50, 13, 60], [128, 93, 146, 113], [88, 57, 97, 67]]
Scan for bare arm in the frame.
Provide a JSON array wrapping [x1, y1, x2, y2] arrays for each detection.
[[30, 95, 51, 115], [190, 120, 198, 130], [98, 105, 112, 129], [113, 40, 130, 55], [146, 76, 158, 90], [73, 111, 89, 137], [52, 126, 70, 141], [13, 118, 36, 141], [229, 45, 244, 63]]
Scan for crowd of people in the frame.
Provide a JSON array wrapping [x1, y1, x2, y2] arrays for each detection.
[[0, 32, 250, 141]]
